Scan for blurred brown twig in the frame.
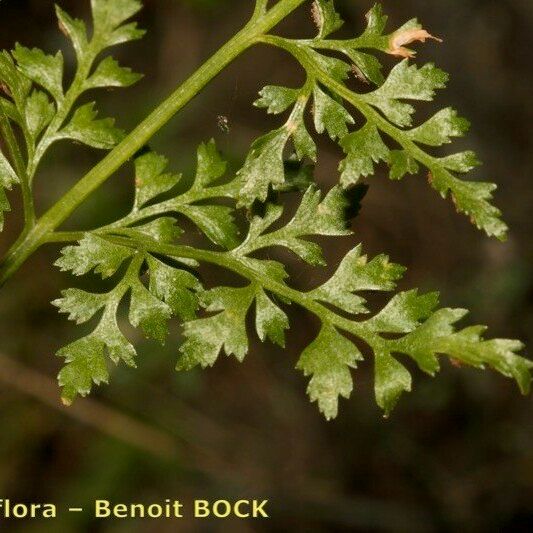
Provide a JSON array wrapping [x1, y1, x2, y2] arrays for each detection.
[[0, 353, 179, 460]]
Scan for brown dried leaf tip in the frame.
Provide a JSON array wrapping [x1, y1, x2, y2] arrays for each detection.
[[58, 20, 68, 37], [61, 396, 73, 407], [388, 28, 443, 58], [351, 64, 370, 84], [311, 1, 321, 31], [0, 82, 11, 98]]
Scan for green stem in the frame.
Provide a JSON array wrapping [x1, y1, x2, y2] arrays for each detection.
[[0, 107, 35, 229], [0, 0, 307, 286], [102, 236, 382, 350], [44, 229, 383, 348], [105, 180, 239, 230], [253, 0, 270, 20], [27, 44, 98, 181], [259, 35, 445, 177], [44, 231, 86, 243]]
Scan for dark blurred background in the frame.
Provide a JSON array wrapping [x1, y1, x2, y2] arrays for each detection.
[[0, 0, 532, 531]]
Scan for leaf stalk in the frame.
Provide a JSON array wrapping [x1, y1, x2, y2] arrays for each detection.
[[0, 0, 307, 286]]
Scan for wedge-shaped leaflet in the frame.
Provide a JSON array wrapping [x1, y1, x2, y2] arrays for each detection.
[[179, 204, 239, 250], [54, 239, 202, 402], [85, 57, 143, 90], [305, 48, 352, 83], [178, 286, 256, 370], [365, 290, 440, 334], [58, 102, 125, 149], [297, 323, 363, 420], [25, 90, 55, 141], [53, 288, 108, 324], [255, 288, 290, 347], [55, 292, 137, 405], [55, 6, 88, 60], [313, 85, 354, 141], [238, 186, 351, 266], [339, 123, 389, 186], [348, 51, 384, 86], [147, 256, 201, 322], [129, 143, 240, 249], [238, 128, 291, 205], [362, 60, 448, 127], [0, 50, 31, 110], [254, 85, 299, 115], [129, 278, 173, 343], [374, 350, 412, 416], [134, 152, 181, 209], [277, 185, 352, 237], [55, 234, 133, 278], [390, 308, 532, 393], [369, 304, 532, 414], [0, 151, 19, 230], [429, 167, 507, 240], [91, 0, 145, 47], [407, 107, 470, 147], [57, 336, 110, 405], [309, 245, 405, 314], [238, 94, 316, 207], [312, 0, 344, 39], [178, 282, 289, 370], [12, 45, 64, 103], [194, 138, 228, 187], [388, 150, 419, 180], [439, 151, 481, 174], [126, 217, 182, 244]]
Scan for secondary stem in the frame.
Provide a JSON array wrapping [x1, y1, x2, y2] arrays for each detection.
[[98, 236, 382, 350], [0, 0, 307, 286], [44, 228, 383, 349], [258, 35, 451, 184], [27, 49, 97, 182], [0, 108, 35, 229]]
